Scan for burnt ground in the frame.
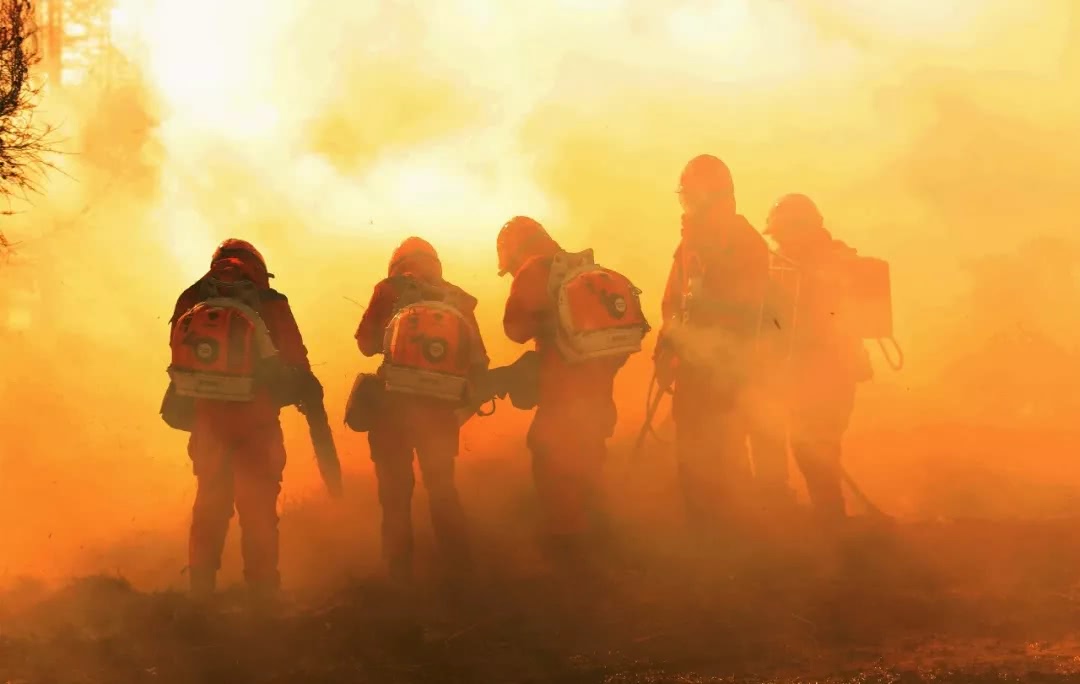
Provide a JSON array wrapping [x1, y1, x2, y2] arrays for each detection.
[[3, 421, 1080, 683], [2, 515, 1080, 684]]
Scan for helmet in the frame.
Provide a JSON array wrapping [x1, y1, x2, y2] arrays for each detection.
[[389, 236, 441, 277], [496, 216, 551, 277], [764, 193, 823, 237], [213, 238, 265, 268], [212, 238, 272, 278], [677, 154, 733, 197]]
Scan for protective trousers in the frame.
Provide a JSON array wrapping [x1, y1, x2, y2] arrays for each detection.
[[789, 380, 856, 524], [188, 420, 285, 591], [368, 406, 469, 580], [674, 400, 754, 534], [791, 441, 844, 522], [528, 430, 607, 544]]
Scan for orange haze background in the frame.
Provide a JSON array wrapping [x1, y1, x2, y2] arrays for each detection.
[[1, 0, 1078, 586]]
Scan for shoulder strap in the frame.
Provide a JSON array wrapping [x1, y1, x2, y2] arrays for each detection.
[[390, 275, 423, 310], [392, 275, 458, 312], [439, 286, 468, 314], [199, 275, 262, 310], [548, 249, 596, 296], [562, 249, 594, 269], [681, 244, 705, 289], [197, 278, 217, 301]]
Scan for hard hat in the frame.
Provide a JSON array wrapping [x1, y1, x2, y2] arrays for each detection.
[[497, 216, 550, 277], [389, 236, 441, 276], [764, 193, 823, 237], [677, 154, 734, 197], [212, 238, 272, 278]]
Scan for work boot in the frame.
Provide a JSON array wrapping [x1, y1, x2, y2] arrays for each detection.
[[813, 505, 849, 536], [245, 578, 283, 615], [437, 551, 476, 606], [542, 533, 593, 570], [387, 556, 414, 587], [442, 553, 472, 582], [188, 567, 217, 601]]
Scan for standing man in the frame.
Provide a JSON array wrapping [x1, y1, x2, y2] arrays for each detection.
[[355, 236, 487, 584], [655, 155, 770, 537], [498, 216, 647, 563], [170, 239, 316, 601], [763, 194, 874, 527]]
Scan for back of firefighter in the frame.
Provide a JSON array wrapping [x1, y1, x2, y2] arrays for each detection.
[[656, 155, 770, 535], [170, 239, 314, 600], [355, 237, 488, 584], [763, 194, 873, 526], [498, 216, 637, 562]]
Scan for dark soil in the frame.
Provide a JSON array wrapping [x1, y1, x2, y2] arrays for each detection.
[[3, 516, 1080, 683]]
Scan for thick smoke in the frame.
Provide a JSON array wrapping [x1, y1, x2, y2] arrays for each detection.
[[0, 0, 1077, 583]]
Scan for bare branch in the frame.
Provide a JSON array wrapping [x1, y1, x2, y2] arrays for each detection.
[[0, 227, 17, 262], [0, 0, 56, 198]]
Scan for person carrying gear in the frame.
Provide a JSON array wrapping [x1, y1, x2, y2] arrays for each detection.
[[499, 216, 648, 562], [355, 236, 488, 584], [763, 193, 875, 527], [169, 238, 316, 601], [655, 155, 770, 535]]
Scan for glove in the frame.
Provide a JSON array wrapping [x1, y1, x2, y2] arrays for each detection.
[[296, 370, 325, 412], [303, 370, 325, 399]]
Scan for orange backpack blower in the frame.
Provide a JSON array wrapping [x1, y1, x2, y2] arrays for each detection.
[[379, 278, 481, 402], [841, 254, 903, 370], [547, 249, 650, 363], [168, 262, 279, 402]]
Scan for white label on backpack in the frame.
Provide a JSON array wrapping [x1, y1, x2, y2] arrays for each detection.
[[549, 250, 645, 363]]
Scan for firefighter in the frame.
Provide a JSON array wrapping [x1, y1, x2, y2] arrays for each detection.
[[355, 237, 487, 584], [763, 194, 873, 526], [171, 239, 316, 600], [656, 155, 771, 535], [498, 216, 647, 563]]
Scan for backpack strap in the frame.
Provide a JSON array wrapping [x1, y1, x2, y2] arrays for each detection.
[[199, 274, 263, 309], [390, 275, 437, 310], [547, 249, 595, 297]]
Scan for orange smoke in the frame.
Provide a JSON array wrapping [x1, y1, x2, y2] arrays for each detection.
[[1, 0, 1078, 583]]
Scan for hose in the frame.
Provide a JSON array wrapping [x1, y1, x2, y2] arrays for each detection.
[[640, 371, 672, 447], [841, 466, 893, 521], [475, 398, 497, 417]]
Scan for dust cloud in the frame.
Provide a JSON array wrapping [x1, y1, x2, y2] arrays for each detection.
[[1, 0, 1078, 590]]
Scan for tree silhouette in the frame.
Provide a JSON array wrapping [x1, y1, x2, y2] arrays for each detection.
[[0, 0, 53, 199]]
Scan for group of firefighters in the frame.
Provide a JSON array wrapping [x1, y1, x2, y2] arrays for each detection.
[[165, 153, 881, 600]]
